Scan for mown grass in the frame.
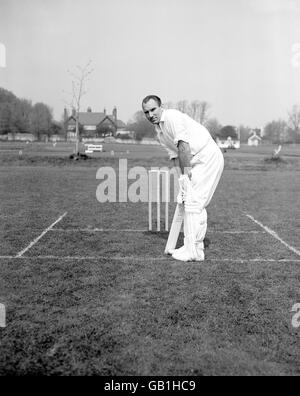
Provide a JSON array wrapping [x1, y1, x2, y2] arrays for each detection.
[[0, 142, 300, 375]]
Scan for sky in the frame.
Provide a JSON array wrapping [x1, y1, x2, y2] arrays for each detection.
[[0, 0, 300, 127]]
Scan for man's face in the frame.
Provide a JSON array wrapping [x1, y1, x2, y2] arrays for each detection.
[[142, 99, 163, 125]]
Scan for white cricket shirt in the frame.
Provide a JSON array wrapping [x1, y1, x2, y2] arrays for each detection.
[[155, 109, 218, 162]]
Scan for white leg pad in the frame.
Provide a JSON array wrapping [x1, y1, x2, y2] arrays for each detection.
[[172, 209, 207, 262]]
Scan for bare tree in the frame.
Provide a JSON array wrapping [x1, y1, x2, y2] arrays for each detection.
[[206, 118, 222, 140], [64, 61, 94, 155], [163, 101, 175, 109], [189, 100, 201, 121], [288, 105, 300, 130], [176, 100, 189, 114], [186, 100, 211, 125], [288, 105, 300, 142], [264, 119, 287, 144], [198, 101, 211, 125]]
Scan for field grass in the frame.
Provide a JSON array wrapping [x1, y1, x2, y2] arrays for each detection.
[[0, 141, 300, 376]]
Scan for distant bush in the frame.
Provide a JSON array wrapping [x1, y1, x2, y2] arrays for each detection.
[[264, 156, 286, 164], [116, 133, 133, 140]]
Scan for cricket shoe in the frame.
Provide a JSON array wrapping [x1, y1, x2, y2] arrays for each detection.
[[168, 244, 186, 255], [172, 247, 205, 262], [169, 237, 210, 255]]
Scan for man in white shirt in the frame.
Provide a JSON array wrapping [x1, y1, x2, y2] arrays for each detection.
[[142, 95, 224, 262]]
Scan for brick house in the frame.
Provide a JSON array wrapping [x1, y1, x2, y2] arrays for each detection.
[[64, 106, 126, 141]]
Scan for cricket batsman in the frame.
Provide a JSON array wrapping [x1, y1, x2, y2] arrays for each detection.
[[142, 95, 224, 262]]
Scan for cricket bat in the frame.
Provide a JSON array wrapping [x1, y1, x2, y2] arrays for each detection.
[[164, 203, 184, 255]]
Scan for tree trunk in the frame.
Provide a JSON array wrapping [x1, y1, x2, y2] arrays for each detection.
[[75, 112, 79, 154]]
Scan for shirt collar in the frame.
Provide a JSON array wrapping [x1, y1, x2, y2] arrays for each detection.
[[159, 109, 166, 123]]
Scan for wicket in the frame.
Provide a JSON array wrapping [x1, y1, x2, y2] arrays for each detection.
[[0, 303, 5, 328], [148, 170, 169, 232]]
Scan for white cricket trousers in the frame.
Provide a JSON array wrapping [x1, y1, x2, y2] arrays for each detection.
[[188, 141, 224, 251]]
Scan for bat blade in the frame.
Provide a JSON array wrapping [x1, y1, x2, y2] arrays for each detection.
[[164, 204, 184, 255]]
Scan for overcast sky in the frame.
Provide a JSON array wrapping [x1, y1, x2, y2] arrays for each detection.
[[1, 0, 300, 127]]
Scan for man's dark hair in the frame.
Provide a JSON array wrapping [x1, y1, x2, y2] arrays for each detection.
[[142, 95, 162, 107]]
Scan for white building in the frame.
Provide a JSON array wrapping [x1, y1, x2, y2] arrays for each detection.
[[248, 131, 262, 146], [216, 136, 240, 149]]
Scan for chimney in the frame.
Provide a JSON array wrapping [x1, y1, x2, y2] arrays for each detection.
[[104, 108, 106, 115], [64, 108, 68, 123], [112, 106, 117, 122], [71, 108, 76, 117]]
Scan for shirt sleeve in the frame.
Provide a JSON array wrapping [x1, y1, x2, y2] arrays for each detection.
[[167, 111, 189, 146]]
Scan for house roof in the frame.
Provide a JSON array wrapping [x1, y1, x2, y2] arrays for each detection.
[[116, 119, 126, 128], [68, 112, 126, 128], [248, 133, 262, 141], [78, 112, 107, 125]]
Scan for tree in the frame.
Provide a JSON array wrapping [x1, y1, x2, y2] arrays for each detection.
[[238, 125, 252, 143], [0, 87, 56, 138], [127, 110, 156, 141], [65, 61, 94, 154], [287, 105, 300, 143], [206, 118, 222, 140], [0, 89, 25, 135], [189, 100, 201, 121], [15, 99, 32, 133], [49, 121, 64, 136], [264, 120, 287, 144], [198, 101, 211, 125], [218, 125, 238, 139], [0, 87, 17, 104], [176, 100, 189, 114], [96, 123, 115, 137], [163, 101, 175, 109], [0, 102, 13, 135], [187, 100, 211, 125], [29, 103, 53, 140]]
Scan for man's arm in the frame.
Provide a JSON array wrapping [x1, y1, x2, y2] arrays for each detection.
[[177, 140, 192, 176]]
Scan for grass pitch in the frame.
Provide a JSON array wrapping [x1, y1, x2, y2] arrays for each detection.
[[0, 141, 299, 375]]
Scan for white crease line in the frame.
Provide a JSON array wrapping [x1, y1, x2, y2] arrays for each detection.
[[15, 212, 68, 258], [50, 228, 264, 234], [246, 213, 300, 258], [51, 228, 148, 233], [0, 256, 300, 263]]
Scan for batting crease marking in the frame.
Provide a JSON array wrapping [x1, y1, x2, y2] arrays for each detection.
[[0, 256, 300, 263], [246, 213, 300, 258], [50, 228, 264, 234], [15, 212, 68, 258]]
